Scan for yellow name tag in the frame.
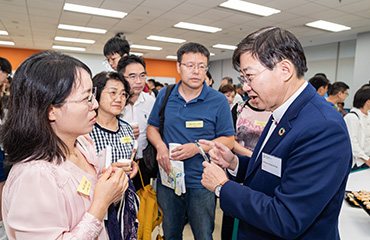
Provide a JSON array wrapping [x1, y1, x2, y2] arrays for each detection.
[[120, 136, 132, 144], [186, 121, 203, 128], [77, 176, 91, 196], [254, 120, 267, 127]]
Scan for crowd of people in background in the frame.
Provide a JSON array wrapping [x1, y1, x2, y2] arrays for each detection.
[[0, 26, 369, 240]]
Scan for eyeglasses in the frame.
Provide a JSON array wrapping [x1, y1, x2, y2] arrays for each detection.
[[180, 62, 209, 72], [103, 90, 129, 100], [63, 87, 97, 110], [124, 73, 147, 81], [238, 68, 268, 85]]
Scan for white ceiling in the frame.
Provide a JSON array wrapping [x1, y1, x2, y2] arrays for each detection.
[[1, 0, 370, 61]]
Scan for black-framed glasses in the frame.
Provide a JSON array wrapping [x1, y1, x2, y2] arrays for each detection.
[[124, 73, 147, 81], [180, 62, 209, 72], [103, 90, 129, 100], [238, 68, 268, 85], [63, 87, 97, 110]]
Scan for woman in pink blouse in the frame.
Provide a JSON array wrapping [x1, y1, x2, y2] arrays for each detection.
[[0, 51, 129, 239]]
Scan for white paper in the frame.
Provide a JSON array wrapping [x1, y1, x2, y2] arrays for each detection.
[[159, 160, 186, 196]]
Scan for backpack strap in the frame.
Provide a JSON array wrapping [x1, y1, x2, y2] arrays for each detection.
[[349, 111, 359, 119], [158, 84, 176, 136]]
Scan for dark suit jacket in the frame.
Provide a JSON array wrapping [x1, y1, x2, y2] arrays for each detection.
[[220, 84, 352, 239]]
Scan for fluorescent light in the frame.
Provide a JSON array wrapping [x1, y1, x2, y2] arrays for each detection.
[[131, 44, 162, 51], [212, 44, 237, 50], [166, 55, 177, 60], [58, 24, 107, 34], [55, 36, 95, 44], [174, 22, 222, 33], [0, 30, 8, 35], [0, 41, 14, 46], [130, 52, 144, 56], [52, 45, 86, 52], [147, 35, 186, 43], [306, 20, 351, 32], [210, 53, 215, 56], [64, 3, 127, 19], [220, 0, 280, 17]]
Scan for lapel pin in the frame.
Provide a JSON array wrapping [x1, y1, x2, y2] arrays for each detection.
[[278, 127, 285, 136]]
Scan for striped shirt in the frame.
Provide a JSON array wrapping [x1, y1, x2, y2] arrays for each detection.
[[90, 119, 134, 163]]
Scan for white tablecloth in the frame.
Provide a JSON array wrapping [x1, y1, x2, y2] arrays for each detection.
[[339, 169, 370, 239]]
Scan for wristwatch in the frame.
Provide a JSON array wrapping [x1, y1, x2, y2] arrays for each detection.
[[214, 179, 229, 198]]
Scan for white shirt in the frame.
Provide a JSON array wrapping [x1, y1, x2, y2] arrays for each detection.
[[120, 92, 155, 158], [344, 107, 370, 167], [232, 93, 243, 108], [229, 81, 308, 176]]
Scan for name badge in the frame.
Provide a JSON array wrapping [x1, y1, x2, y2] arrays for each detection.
[[120, 136, 132, 144], [254, 120, 267, 127], [186, 121, 203, 128], [77, 176, 91, 196], [261, 153, 282, 178]]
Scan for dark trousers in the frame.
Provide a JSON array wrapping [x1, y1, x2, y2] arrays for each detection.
[[221, 213, 235, 240]]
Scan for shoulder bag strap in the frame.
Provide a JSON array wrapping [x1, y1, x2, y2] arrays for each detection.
[[159, 84, 176, 136]]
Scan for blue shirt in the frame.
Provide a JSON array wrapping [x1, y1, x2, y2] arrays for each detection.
[[148, 81, 235, 188]]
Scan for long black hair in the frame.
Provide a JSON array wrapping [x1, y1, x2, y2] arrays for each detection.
[[0, 51, 91, 165]]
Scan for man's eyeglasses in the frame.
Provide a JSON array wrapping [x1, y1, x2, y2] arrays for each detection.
[[124, 73, 147, 81], [180, 62, 209, 72], [63, 87, 97, 110], [103, 90, 129, 100], [238, 68, 268, 85]]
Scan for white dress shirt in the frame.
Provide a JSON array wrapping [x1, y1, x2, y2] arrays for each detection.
[[344, 107, 370, 167], [229, 81, 308, 176], [120, 92, 155, 158]]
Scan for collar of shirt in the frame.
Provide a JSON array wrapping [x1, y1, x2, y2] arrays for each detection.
[[176, 80, 209, 102], [272, 81, 308, 124], [133, 91, 150, 106]]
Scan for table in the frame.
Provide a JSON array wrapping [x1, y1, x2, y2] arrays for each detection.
[[339, 169, 370, 239]]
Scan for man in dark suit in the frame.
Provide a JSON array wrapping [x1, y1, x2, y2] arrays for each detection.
[[201, 27, 352, 239]]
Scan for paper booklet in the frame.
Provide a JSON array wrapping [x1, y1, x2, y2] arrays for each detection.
[[159, 161, 186, 196]]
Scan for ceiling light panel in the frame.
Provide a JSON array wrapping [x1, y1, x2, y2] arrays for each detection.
[[212, 44, 237, 50], [306, 20, 351, 32], [58, 24, 107, 34], [0, 41, 14, 46], [55, 36, 95, 44], [219, 0, 281, 17], [166, 55, 177, 60], [174, 22, 222, 33], [52, 45, 86, 51], [131, 44, 162, 51], [147, 35, 186, 43], [64, 3, 127, 19], [0, 30, 8, 35], [130, 52, 144, 56]]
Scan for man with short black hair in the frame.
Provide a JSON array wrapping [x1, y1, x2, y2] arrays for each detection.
[[308, 75, 330, 97], [117, 55, 155, 189], [326, 81, 350, 110], [0, 57, 11, 86], [104, 33, 130, 71], [344, 86, 370, 170], [147, 42, 234, 239], [201, 27, 351, 239]]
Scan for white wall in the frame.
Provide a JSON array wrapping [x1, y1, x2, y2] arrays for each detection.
[[353, 32, 370, 92], [64, 52, 111, 76]]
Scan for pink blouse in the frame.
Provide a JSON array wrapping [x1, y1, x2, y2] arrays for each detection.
[[2, 135, 109, 240]]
